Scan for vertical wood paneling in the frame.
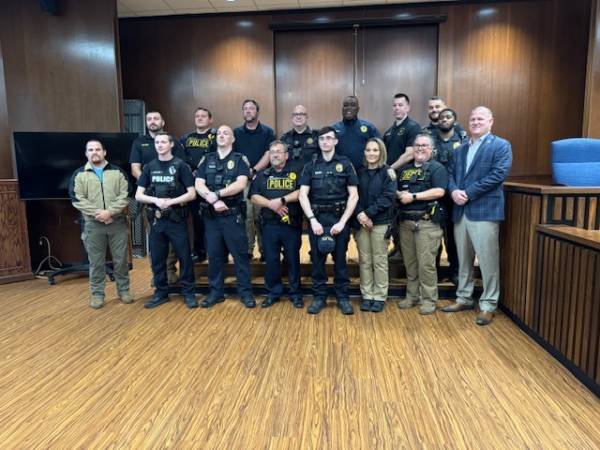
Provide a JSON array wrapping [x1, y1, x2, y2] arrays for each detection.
[[438, 0, 590, 177], [533, 229, 600, 386], [274, 29, 354, 132], [120, 15, 275, 138], [501, 191, 541, 326]]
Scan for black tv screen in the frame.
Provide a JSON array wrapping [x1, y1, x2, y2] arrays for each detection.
[[13, 132, 138, 200]]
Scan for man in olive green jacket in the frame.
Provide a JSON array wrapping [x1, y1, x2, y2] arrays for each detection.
[[70, 139, 133, 309]]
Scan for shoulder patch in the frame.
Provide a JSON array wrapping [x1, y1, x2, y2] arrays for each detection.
[[387, 168, 397, 181]]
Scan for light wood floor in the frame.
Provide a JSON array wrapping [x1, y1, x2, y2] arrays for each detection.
[[0, 261, 599, 449]]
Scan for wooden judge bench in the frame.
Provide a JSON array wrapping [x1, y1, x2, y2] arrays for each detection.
[[501, 182, 600, 395]]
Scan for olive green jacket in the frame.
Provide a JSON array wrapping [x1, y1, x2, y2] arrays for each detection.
[[69, 161, 130, 221]]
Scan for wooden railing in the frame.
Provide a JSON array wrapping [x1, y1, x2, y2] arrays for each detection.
[[502, 182, 600, 395]]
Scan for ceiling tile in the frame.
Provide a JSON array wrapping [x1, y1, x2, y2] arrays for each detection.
[[164, 0, 212, 7], [172, 7, 218, 13], [257, 3, 299, 10], [121, 0, 172, 10]]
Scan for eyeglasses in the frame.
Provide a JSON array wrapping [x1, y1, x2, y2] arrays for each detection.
[[292, 113, 307, 117], [414, 144, 431, 150]]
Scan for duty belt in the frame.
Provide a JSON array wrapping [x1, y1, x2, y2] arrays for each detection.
[[312, 202, 347, 216], [400, 210, 430, 221], [201, 202, 243, 218]]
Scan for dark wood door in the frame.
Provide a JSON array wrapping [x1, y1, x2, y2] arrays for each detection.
[[274, 25, 438, 135]]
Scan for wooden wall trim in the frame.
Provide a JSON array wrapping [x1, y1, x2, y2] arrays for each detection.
[[505, 182, 600, 196], [584, 0, 600, 137]]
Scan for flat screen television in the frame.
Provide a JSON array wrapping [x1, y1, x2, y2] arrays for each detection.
[[13, 131, 138, 200]]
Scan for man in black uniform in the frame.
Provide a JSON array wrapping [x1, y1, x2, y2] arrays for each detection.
[[280, 104, 319, 166], [432, 108, 468, 284], [250, 140, 304, 309], [423, 96, 467, 140], [383, 93, 423, 260], [233, 99, 276, 259], [299, 127, 359, 315], [195, 125, 256, 308], [384, 93, 422, 170], [180, 107, 217, 262], [130, 111, 185, 284], [135, 132, 197, 309]]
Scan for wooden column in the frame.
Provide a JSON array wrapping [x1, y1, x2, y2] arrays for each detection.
[[0, 180, 33, 283]]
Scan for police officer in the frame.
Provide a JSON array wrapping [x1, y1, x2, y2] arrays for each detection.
[[299, 126, 359, 315], [250, 140, 304, 308], [233, 99, 276, 260], [423, 96, 467, 139], [135, 132, 197, 309], [280, 105, 319, 166], [383, 93, 423, 261], [332, 95, 381, 171], [384, 93, 422, 170], [195, 125, 256, 308], [130, 110, 185, 284], [396, 133, 448, 315], [433, 108, 468, 284], [180, 107, 217, 262]]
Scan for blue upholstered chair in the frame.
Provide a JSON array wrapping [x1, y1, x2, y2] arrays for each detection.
[[551, 138, 600, 186]]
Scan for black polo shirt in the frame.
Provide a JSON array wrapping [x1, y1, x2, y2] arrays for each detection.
[[129, 134, 185, 167], [179, 129, 217, 170], [382, 116, 421, 165], [233, 122, 275, 168]]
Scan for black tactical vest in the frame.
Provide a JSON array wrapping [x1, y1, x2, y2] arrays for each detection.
[[204, 152, 244, 206], [146, 157, 187, 199]]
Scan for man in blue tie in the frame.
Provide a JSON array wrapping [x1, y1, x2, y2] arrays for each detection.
[[441, 106, 513, 326]]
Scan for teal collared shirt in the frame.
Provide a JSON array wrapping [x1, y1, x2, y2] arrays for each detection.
[[466, 132, 490, 171]]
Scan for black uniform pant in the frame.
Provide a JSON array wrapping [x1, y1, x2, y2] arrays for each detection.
[[149, 218, 195, 298], [204, 213, 252, 299], [308, 212, 351, 302], [188, 199, 206, 257], [262, 222, 302, 301]]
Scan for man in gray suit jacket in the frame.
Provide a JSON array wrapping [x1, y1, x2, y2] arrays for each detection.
[[442, 106, 513, 325]]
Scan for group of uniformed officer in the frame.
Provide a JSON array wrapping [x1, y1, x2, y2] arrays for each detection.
[[122, 94, 468, 313]]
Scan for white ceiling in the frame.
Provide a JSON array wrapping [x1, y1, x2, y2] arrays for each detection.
[[118, 0, 457, 17]]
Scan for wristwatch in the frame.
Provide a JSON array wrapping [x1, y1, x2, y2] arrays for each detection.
[[412, 193, 417, 201], [281, 196, 287, 205]]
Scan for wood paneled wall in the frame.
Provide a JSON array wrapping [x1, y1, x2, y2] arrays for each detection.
[[439, 0, 590, 177], [584, 0, 600, 137], [0, 0, 123, 265], [274, 25, 437, 132], [120, 0, 591, 178], [119, 15, 276, 137]]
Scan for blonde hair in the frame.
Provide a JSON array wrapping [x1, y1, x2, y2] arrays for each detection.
[[363, 137, 387, 168]]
